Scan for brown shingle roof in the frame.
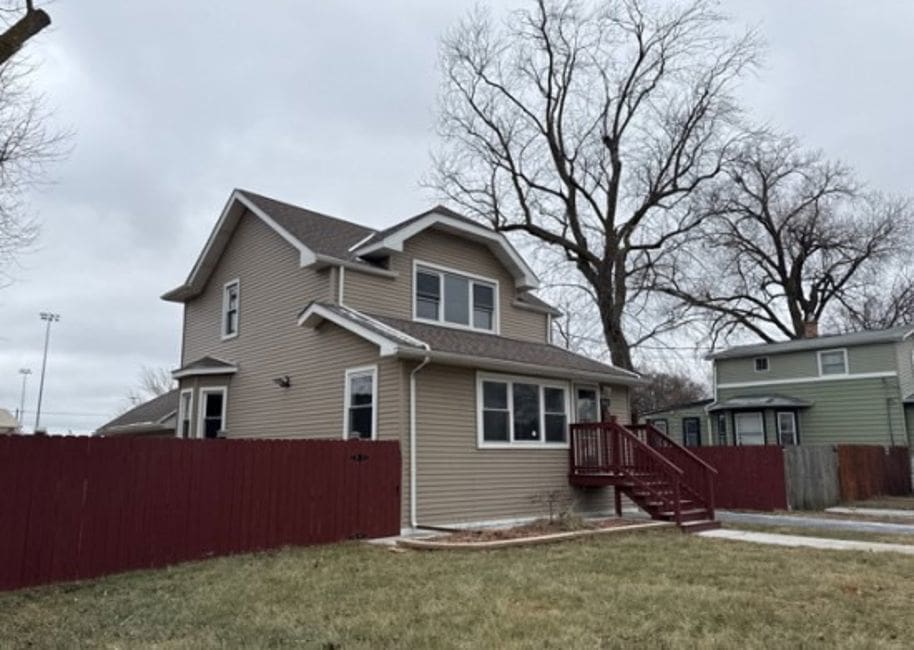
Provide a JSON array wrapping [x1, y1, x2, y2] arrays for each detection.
[[238, 190, 377, 260], [366, 313, 636, 381], [97, 389, 179, 433]]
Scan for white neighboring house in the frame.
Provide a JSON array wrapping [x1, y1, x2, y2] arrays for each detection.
[[0, 408, 20, 434]]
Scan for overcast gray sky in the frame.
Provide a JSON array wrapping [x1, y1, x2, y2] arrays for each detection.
[[1, 1, 912, 433]]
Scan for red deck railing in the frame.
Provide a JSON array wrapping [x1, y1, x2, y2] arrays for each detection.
[[629, 423, 718, 518], [569, 421, 687, 524]]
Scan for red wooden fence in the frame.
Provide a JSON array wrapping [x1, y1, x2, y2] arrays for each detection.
[[837, 445, 911, 501], [660, 446, 788, 511], [0, 435, 400, 592]]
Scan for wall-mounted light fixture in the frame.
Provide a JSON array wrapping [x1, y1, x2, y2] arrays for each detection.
[[272, 375, 292, 388]]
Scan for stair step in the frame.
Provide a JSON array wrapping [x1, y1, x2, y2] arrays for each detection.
[[655, 509, 710, 522], [678, 519, 721, 533]]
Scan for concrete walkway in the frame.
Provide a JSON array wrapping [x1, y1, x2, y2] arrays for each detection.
[[826, 506, 914, 519], [700, 528, 914, 555], [718, 510, 914, 536]]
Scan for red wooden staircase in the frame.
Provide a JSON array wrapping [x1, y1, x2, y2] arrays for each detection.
[[568, 421, 720, 533]]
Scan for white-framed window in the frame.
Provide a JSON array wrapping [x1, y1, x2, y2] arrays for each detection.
[[177, 389, 193, 438], [777, 411, 798, 446], [413, 261, 498, 333], [754, 357, 769, 372], [221, 279, 240, 339], [344, 365, 377, 440], [477, 372, 570, 448], [734, 411, 765, 446], [818, 348, 848, 376], [648, 418, 668, 434], [197, 387, 227, 439]]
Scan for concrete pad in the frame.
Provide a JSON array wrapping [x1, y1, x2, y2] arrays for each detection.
[[699, 528, 914, 555], [826, 507, 914, 519], [718, 511, 914, 535]]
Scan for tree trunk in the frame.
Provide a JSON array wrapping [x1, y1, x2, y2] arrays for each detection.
[[597, 293, 634, 371], [0, 8, 51, 66]]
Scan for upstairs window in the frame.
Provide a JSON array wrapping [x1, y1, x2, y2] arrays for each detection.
[[818, 349, 847, 376], [754, 357, 769, 372], [415, 263, 497, 332], [222, 279, 240, 339]]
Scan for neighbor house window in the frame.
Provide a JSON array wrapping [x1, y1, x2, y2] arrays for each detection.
[[345, 366, 377, 440], [716, 413, 728, 445], [222, 279, 240, 339], [414, 263, 497, 332], [818, 349, 847, 376], [754, 357, 769, 372], [177, 389, 193, 438], [478, 373, 568, 446], [198, 388, 226, 439], [777, 412, 798, 446], [648, 418, 668, 434]]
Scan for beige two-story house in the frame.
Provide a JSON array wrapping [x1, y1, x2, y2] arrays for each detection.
[[152, 189, 640, 529]]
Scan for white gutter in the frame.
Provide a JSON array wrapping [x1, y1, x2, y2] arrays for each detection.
[[409, 344, 432, 529], [338, 265, 346, 305]]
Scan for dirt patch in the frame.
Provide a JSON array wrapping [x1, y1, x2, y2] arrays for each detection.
[[430, 517, 639, 543]]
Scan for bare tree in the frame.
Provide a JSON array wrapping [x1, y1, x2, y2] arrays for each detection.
[[630, 369, 706, 419], [0, 1, 62, 284], [658, 135, 913, 344], [126, 366, 176, 406], [830, 267, 914, 332], [431, 0, 760, 370]]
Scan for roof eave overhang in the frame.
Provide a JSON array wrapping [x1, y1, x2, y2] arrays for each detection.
[[512, 298, 562, 317], [161, 190, 319, 303], [298, 303, 426, 356], [396, 348, 643, 386], [352, 211, 540, 290], [172, 365, 238, 379]]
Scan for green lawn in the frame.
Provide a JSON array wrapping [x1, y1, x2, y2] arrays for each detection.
[[2, 529, 914, 649]]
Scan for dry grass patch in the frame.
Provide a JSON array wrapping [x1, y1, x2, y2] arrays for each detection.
[[1, 529, 914, 648]]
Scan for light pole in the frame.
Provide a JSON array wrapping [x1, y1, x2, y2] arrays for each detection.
[[34, 312, 60, 433], [17, 368, 31, 427]]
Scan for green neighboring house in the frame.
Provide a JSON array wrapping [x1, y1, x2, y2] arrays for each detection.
[[645, 325, 914, 448]]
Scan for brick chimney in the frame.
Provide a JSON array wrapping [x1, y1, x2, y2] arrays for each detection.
[[803, 320, 819, 338]]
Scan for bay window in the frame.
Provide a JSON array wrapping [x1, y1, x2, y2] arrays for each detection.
[[415, 263, 497, 332], [478, 373, 569, 447]]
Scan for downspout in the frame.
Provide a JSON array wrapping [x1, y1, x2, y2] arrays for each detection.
[[409, 344, 432, 529], [338, 265, 346, 306]]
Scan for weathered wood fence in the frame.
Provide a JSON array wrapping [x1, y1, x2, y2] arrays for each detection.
[[0, 435, 401, 592], [837, 445, 911, 501], [783, 446, 839, 511]]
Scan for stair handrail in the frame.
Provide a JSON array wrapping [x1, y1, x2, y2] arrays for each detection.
[[630, 423, 719, 474]]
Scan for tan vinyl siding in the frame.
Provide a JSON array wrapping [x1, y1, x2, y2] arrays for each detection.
[[343, 228, 549, 343], [177, 211, 407, 440], [412, 364, 627, 526], [717, 377, 906, 446], [716, 342, 898, 385]]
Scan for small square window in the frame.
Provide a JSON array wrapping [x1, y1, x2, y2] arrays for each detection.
[[754, 357, 769, 372], [819, 350, 847, 376]]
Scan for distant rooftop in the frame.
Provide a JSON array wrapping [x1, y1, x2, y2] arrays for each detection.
[[707, 324, 914, 360]]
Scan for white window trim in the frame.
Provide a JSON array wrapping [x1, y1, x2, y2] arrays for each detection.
[[734, 411, 765, 446], [776, 411, 798, 446], [197, 386, 228, 439], [412, 260, 500, 334], [476, 371, 571, 449], [177, 388, 193, 438], [817, 347, 848, 377], [343, 365, 378, 441], [753, 356, 769, 373], [221, 278, 240, 340]]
